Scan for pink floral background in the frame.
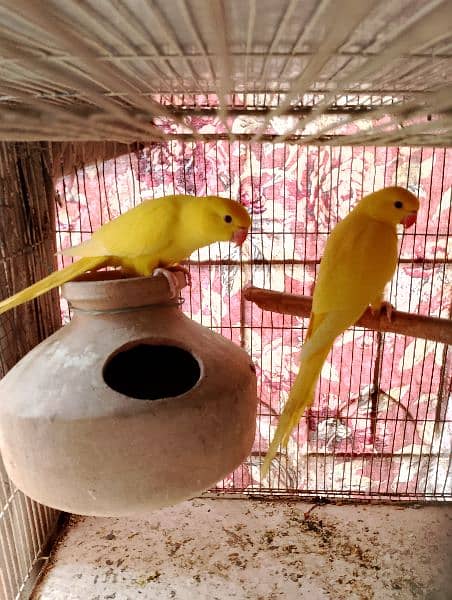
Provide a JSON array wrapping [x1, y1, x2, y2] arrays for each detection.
[[55, 121, 451, 500]]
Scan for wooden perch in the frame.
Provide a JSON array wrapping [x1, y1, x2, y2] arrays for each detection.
[[244, 287, 452, 346]]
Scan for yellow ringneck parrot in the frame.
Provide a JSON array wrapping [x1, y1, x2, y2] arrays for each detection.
[[0, 194, 251, 314], [262, 186, 419, 476]]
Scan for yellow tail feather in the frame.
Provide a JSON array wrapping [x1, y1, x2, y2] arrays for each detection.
[[0, 256, 108, 315], [261, 309, 360, 477], [261, 343, 332, 477]]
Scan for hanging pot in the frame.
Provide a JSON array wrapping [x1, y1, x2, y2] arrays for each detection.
[[0, 272, 257, 516]]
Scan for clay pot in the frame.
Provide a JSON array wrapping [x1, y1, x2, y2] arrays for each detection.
[[0, 273, 257, 516]]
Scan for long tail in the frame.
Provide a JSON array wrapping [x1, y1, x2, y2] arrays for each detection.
[[0, 256, 108, 315], [261, 310, 356, 477], [261, 342, 331, 476]]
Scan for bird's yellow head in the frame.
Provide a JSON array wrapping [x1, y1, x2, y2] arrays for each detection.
[[189, 196, 252, 246], [357, 186, 419, 228]]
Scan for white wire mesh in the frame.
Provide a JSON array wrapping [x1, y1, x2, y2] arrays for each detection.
[[0, 1, 451, 144], [54, 135, 451, 501]]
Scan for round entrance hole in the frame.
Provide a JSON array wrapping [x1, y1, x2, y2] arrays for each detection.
[[103, 343, 201, 400]]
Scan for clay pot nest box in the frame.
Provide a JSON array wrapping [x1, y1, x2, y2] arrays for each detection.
[[0, 272, 257, 516]]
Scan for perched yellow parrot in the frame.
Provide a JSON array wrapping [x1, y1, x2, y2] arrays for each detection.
[[262, 186, 419, 475], [0, 194, 251, 314]]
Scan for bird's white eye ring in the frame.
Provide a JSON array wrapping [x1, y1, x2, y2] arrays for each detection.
[[224, 215, 232, 223], [394, 201, 403, 209]]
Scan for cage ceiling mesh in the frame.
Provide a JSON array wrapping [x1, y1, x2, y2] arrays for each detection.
[[0, 0, 451, 145]]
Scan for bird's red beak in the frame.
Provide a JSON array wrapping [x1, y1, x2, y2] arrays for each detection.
[[400, 212, 417, 229], [232, 227, 249, 246]]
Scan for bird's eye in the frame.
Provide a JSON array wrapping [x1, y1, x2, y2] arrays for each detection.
[[224, 215, 232, 223], [394, 201, 403, 209]]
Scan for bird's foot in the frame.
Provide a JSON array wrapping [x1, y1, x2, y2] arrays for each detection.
[[153, 268, 181, 299], [167, 263, 192, 287], [371, 301, 394, 322], [153, 264, 191, 298]]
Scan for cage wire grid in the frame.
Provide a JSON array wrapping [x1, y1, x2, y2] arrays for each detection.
[[54, 106, 452, 502], [0, 0, 451, 595]]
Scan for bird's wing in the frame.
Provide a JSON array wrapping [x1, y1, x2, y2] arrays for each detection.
[[62, 199, 179, 259], [312, 214, 398, 316]]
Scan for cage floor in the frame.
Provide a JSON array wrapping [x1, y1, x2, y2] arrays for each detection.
[[32, 498, 451, 600]]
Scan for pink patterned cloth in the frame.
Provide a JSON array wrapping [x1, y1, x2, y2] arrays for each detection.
[[55, 137, 451, 500]]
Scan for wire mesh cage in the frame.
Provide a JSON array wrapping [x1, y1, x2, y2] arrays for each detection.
[[53, 105, 452, 502], [0, 1, 451, 145], [0, 1, 451, 598]]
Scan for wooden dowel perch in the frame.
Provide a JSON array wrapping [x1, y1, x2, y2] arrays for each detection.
[[244, 287, 452, 346]]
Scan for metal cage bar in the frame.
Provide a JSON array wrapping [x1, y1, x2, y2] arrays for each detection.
[[54, 132, 451, 502]]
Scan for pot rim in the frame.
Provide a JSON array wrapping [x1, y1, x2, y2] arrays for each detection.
[[62, 271, 187, 311]]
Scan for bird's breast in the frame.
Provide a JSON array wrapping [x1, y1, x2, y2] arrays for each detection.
[[312, 217, 398, 314]]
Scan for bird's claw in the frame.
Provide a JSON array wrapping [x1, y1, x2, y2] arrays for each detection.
[[153, 264, 192, 299], [380, 301, 394, 322], [152, 268, 181, 299], [371, 301, 394, 322], [170, 263, 192, 287]]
